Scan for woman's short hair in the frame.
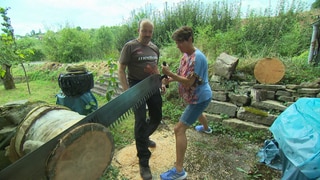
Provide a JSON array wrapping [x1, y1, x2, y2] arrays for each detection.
[[172, 26, 194, 42]]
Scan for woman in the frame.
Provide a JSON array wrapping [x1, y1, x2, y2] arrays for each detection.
[[160, 26, 212, 180]]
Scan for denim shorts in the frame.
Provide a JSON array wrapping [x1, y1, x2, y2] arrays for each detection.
[[180, 98, 211, 126]]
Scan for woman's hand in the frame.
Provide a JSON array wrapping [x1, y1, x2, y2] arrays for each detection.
[[161, 65, 171, 76]]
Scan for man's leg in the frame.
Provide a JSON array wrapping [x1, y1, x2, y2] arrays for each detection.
[[146, 91, 162, 137], [134, 102, 150, 166], [134, 103, 152, 180], [129, 80, 152, 179]]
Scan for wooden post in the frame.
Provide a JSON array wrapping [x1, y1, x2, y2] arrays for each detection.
[[308, 19, 320, 64]]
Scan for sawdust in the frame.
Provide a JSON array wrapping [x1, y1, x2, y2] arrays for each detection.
[[112, 124, 176, 180]]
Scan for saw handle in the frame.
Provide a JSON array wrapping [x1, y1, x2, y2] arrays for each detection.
[[161, 62, 169, 88]]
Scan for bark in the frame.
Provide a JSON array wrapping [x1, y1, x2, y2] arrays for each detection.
[[1, 64, 16, 90]]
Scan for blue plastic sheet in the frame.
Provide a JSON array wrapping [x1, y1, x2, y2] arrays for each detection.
[[269, 98, 320, 180]]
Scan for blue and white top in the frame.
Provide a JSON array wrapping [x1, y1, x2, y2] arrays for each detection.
[[177, 49, 212, 104]]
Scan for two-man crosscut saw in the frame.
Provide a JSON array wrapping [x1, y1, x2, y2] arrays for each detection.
[[0, 74, 162, 180]]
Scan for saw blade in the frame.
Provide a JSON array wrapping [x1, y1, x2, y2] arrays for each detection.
[[0, 74, 161, 180]]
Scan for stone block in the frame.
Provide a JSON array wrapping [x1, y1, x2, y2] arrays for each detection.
[[206, 100, 238, 118]]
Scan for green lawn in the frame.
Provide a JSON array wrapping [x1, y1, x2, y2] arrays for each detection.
[[0, 80, 60, 105]]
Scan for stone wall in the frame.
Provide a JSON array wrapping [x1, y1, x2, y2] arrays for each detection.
[[91, 70, 320, 134], [206, 74, 320, 134]]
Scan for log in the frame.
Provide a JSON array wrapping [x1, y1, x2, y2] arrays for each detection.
[[11, 104, 85, 158], [6, 104, 114, 179]]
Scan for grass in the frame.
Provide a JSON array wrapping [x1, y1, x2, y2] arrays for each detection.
[[0, 80, 60, 105]]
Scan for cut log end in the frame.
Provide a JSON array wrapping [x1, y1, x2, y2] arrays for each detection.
[[46, 123, 114, 180], [254, 58, 285, 84]]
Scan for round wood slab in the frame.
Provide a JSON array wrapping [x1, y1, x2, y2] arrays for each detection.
[[254, 58, 285, 84]]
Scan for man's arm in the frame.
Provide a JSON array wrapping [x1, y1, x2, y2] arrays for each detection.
[[118, 63, 129, 91]]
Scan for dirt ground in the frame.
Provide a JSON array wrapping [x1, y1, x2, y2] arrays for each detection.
[[112, 122, 282, 180]]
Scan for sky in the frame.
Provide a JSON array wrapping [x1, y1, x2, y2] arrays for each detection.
[[0, 0, 315, 36]]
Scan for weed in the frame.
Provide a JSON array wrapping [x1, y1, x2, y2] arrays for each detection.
[[108, 114, 135, 150], [220, 113, 230, 119], [162, 97, 184, 123], [103, 57, 119, 102], [236, 167, 263, 179], [100, 165, 129, 180]]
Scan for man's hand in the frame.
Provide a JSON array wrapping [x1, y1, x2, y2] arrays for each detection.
[[160, 84, 166, 94]]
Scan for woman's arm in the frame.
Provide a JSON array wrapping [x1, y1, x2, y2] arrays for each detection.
[[162, 65, 196, 88]]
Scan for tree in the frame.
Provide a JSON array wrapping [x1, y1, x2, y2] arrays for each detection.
[[1, 7, 34, 93], [92, 26, 116, 59], [312, 0, 320, 9], [0, 7, 16, 90], [16, 37, 45, 62], [42, 28, 91, 63]]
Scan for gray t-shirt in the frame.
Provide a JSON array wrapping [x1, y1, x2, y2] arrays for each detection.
[[119, 39, 159, 80]]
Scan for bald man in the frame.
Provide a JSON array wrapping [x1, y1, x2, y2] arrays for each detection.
[[118, 19, 166, 180]]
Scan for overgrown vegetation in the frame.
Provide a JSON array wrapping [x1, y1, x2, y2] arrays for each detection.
[[0, 1, 318, 62], [2, 0, 320, 86]]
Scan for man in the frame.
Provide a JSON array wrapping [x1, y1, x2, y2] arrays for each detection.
[[160, 26, 212, 180], [118, 19, 165, 180]]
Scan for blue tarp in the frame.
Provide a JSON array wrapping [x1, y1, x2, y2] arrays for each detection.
[[269, 98, 320, 180]]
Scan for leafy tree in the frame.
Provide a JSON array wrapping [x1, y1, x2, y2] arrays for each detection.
[[42, 28, 91, 63], [16, 37, 45, 61], [0, 7, 34, 92], [92, 26, 116, 59], [0, 7, 16, 90], [312, 0, 320, 9]]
